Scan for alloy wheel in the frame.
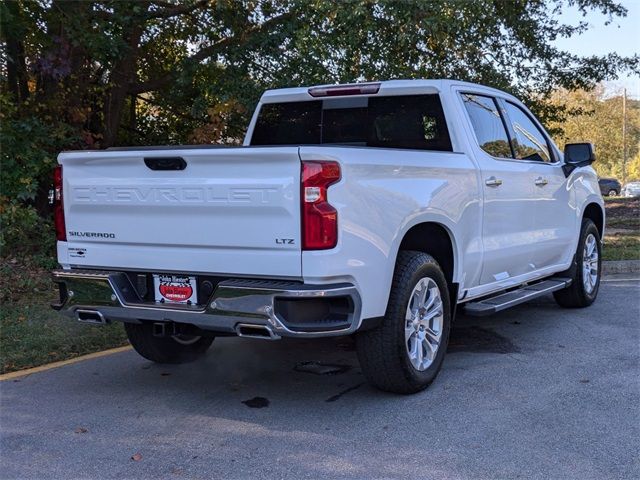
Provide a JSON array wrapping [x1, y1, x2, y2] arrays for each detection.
[[582, 233, 599, 294], [404, 277, 444, 371]]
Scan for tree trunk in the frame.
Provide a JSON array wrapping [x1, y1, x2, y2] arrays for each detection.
[[37, 1, 91, 108], [102, 4, 145, 148], [2, 1, 30, 103]]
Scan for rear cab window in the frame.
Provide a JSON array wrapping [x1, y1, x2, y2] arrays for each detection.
[[250, 95, 452, 152], [461, 92, 556, 163], [461, 93, 512, 158]]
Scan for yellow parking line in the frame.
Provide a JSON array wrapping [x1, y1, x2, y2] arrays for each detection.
[[0, 345, 132, 381]]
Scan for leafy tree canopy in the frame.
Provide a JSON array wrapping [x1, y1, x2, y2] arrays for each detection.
[[0, 0, 638, 255], [2, 0, 638, 148], [549, 86, 640, 182]]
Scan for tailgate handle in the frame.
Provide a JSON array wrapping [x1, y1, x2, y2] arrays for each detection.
[[144, 157, 187, 171]]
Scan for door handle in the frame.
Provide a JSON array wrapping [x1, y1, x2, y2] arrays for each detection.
[[485, 177, 503, 187], [534, 177, 548, 187], [144, 157, 187, 171]]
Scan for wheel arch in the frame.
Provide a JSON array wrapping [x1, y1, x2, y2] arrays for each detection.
[[582, 202, 605, 239], [392, 220, 460, 320], [396, 221, 457, 283]]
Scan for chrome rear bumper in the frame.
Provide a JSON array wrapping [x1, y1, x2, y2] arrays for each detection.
[[51, 269, 362, 339]]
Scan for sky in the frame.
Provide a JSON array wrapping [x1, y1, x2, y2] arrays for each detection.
[[552, 0, 640, 98]]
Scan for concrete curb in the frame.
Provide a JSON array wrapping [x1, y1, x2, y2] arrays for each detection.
[[602, 260, 640, 274]]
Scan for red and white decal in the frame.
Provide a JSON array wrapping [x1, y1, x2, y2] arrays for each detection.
[[153, 275, 198, 304]]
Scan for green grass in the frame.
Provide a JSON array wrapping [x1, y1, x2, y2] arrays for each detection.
[[606, 217, 640, 229], [0, 260, 128, 374], [0, 303, 128, 374], [603, 233, 640, 261], [603, 197, 639, 261]]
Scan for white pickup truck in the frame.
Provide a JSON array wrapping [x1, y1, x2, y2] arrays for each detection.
[[51, 80, 604, 393]]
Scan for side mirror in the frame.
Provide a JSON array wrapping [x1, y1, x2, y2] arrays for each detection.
[[563, 143, 596, 177]]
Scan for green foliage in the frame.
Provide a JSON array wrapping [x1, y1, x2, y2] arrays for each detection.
[[0, 93, 75, 200], [0, 203, 56, 262], [0, 91, 73, 260], [549, 86, 640, 182], [5, 0, 638, 148], [1, 0, 638, 261]]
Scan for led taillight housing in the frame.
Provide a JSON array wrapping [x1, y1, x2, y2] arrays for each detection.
[[53, 165, 66, 241], [301, 161, 341, 250]]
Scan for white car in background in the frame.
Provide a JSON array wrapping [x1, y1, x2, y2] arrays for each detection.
[[622, 181, 640, 198]]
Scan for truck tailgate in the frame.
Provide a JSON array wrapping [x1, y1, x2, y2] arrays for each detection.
[[57, 147, 302, 278]]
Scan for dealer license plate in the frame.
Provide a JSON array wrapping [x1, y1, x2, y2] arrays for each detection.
[[153, 274, 198, 305]]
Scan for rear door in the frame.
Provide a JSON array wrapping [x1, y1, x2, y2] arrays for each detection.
[[458, 92, 540, 286], [58, 147, 302, 278]]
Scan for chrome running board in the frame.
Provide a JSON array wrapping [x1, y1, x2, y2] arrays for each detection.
[[462, 278, 572, 317]]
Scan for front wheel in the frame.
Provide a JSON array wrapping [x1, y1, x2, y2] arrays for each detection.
[[608, 189, 618, 197], [356, 251, 451, 394], [125, 322, 214, 364], [553, 218, 602, 308]]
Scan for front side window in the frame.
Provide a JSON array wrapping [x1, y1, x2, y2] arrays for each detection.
[[250, 94, 452, 151], [461, 93, 512, 158], [503, 102, 552, 162]]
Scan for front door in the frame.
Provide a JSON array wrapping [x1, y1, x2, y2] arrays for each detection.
[[500, 100, 576, 271]]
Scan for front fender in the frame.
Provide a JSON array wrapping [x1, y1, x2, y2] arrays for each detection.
[[569, 166, 605, 243]]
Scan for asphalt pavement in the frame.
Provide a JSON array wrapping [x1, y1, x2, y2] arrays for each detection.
[[1, 275, 639, 479]]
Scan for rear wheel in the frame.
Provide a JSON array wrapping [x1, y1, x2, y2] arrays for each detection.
[[553, 218, 601, 308], [608, 189, 618, 197], [356, 251, 451, 394], [125, 322, 214, 364]]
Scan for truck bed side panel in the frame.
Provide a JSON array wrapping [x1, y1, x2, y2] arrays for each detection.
[[299, 146, 482, 320]]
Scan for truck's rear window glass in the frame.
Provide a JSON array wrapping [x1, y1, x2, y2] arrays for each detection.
[[250, 95, 452, 151]]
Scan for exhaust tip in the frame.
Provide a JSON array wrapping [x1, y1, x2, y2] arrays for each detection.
[[76, 309, 108, 325], [236, 323, 280, 340]]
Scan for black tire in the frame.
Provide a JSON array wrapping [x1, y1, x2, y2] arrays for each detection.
[[608, 189, 618, 197], [553, 218, 601, 308], [124, 322, 214, 364], [355, 251, 451, 394]]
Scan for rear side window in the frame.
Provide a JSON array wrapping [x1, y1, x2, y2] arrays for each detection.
[[250, 95, 452, 151], [367, 95, 451, 151], [461, 93, 512, 158], [503, 102, 552, 163]]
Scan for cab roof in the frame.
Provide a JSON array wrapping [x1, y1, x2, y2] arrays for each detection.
[[259, 79, 517, 104]]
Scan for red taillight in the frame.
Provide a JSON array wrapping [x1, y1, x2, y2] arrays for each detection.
[[308, 82, 380, 97], [301, 161, 341, 250], [53, 165, 66, 241]]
